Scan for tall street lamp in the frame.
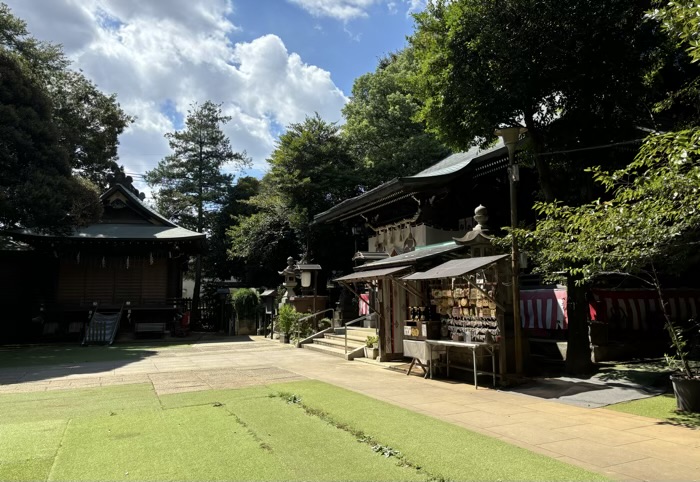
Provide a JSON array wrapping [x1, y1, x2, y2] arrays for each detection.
[[495, 126, 527, 376]]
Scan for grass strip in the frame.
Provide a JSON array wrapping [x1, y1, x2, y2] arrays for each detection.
[[271, 390, 438, 479], [267, 380, 608, 481], [0, 419, 67, 481], [607, 393, 700, 428]]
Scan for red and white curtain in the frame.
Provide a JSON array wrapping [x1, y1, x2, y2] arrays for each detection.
[[589, 289, 700, 330], [520, 289, 568, 330], [358, 293, 370, 316]]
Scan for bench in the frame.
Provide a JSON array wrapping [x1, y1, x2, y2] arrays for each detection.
[[133, 322, 167, 334]]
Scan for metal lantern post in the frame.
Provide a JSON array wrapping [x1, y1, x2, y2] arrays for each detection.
[[495, 126, 527, 376]]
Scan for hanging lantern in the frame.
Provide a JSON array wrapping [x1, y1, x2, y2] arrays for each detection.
[[126, 256, 130, 270], [149, 252, 154, 265]]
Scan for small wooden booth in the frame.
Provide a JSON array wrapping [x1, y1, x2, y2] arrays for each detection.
[[334, 242, 469, 361], [400, 254, 513, 387]]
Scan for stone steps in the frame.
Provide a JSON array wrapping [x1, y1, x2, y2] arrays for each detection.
[[301, 326, 377, 360], [302, 342, 357, 359], [312, 336, 364, 350]]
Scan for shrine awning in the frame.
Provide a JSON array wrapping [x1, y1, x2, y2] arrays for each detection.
[[355, 242, 466, 271], [402, 254, 509, 280], [333, 265, 411, 282]]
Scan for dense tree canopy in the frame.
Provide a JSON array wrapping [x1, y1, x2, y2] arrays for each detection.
[[410, 0, 678, 202], [0, 3, 132, 231], [0, 52, 101, 232], [227, 178, 305, 286], [206, 176, 262, 283], [229, 114, 360, 285], [514, 0, 700, 375], [265, 113, 360, 222], [0, 3, 133, 189], [342, 49, 450, 186]]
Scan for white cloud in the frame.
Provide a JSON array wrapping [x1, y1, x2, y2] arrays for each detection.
[[288, 0, 424, 20], [405, 0, 427, 16], [288, 0, 378, 20], [4, 0, 349, 195]]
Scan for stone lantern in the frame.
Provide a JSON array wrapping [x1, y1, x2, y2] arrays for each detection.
[[453, 205, 495, 257], [279, 256, 298, 300]]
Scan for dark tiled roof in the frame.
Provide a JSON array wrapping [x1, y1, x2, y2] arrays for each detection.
[[312, 143, 509, 225]]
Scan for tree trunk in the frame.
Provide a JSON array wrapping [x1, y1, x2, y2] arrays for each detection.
[[565, 278, 593, 375], [192, 254, 202, 324], [523, 112, 555, 203], [651, 264, 693, 378], [192, 138, 204, 325]]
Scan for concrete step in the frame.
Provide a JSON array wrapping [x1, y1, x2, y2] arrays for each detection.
[[313, 336, 364, 350], [346, 326, 377, 335], [302, 342, 350, 359], [325, 333, 367, 344]]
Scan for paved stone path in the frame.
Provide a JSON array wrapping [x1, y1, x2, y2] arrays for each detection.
[[1, 336, 699, 481]]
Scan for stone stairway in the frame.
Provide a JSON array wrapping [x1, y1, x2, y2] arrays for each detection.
[[302, 326, 377, 360]]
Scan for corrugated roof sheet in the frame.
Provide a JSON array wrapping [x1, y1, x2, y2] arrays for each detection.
[[356, 242, 466, 271], [352, 251, 391, 261], [402, 254, 509, 280], [334, 265, 410, 282]]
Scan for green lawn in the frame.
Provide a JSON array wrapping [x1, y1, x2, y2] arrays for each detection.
[[0, 381, 607, 481], [607, 393, 700, 428]]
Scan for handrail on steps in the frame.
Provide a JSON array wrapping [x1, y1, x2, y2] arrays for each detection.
[[297, 308, 336, 324], [293, 308, 337, 341], [344, 315, 370, 354]]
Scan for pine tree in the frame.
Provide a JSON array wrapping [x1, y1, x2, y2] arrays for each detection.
[[146, 101, 249, 321]]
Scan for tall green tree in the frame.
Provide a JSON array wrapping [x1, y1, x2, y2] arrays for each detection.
[[266, 113, 360, 222], [342, 48, 450, 186], [146, 101, 249, 318], [265, 114, 360, 269], [229, 114, 360, 286], [0, 52, 101, 232], [514, 0, 700, 374], [410, 0, 674, 202], [516, 128, 700, 374], [206, 176, 261, 283], [0, 3, 133, 189], [227, 180, 304, 287]]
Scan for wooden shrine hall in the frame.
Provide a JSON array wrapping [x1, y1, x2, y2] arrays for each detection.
[[4, 175, 204, 340]]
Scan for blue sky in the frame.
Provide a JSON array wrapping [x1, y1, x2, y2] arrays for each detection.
[[231, 0, 416, 93], [5, 0, 423, 189]]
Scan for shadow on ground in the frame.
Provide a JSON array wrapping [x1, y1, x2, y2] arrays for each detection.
[[0, 333, 257, 383], [503, 359, 672, 409]]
